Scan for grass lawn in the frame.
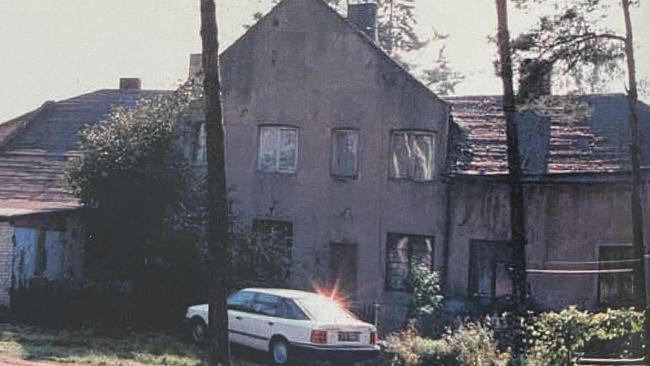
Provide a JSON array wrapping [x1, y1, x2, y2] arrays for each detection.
[[0, 323, 208, 365]]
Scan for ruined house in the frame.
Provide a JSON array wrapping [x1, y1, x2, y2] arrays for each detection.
[[0, 0, 649, 332], [0, 79, 168, 306]]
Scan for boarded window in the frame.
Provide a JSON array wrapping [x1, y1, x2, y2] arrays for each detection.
[[258, 126, 298, 173], [252, 220, 293, 284], [331, 129, 359, 178], [598, 246, 635, 306], [469, 240, 513, 307], [385, 233, 434, 291], [13, 228, 64, 287], [329, 242, 358, 299], [390, 131, 435, 181]]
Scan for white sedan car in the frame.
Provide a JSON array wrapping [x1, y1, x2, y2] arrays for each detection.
[[186, 288, 380, 365]]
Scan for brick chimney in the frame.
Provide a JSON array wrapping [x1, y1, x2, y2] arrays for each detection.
[[348, 0, 378, 42], [517, 59, 553, 101], [189, 53, 203, 79], [119, 78, 141, 92]]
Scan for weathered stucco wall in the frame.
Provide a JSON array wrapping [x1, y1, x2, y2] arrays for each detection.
[[220, 0, 449, 331], [447, 179, 646, 311]]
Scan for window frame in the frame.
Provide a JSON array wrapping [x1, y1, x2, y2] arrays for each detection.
[[330, 128, 360, 179], [227, 291, 256, 313], [257, 125, 299, 174], [389, 129, 437, 183], [467, 240, 513, 307], [384, 232, 435, 292]]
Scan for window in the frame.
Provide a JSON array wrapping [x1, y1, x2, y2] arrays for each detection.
[[385, 233, 434, 291], [331, 129, 359, 178], [258, 126, 298, 173], [227, 291, 255, 312], [599, 245, 635, 306], [329, 243, 358, 298], [252, 220, 293, 283], [278, 299, 309, 320], [390, 131, 435, 182], [469, 241, 513, 307], [252, 293, 280, 316]]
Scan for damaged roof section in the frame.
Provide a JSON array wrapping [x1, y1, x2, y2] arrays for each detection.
[[0, 88, 169, 218], [445, 94, 650, 179]]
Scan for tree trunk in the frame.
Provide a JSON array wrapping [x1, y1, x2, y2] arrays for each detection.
[[494, 0, 528, 312], [620, 0, 649, 362], [200, 0, 231, 365]]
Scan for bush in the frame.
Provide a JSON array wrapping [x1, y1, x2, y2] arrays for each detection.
[[525, 306, 644, 365], [407, 267, 444, 336], [383, 321, 510, 366]]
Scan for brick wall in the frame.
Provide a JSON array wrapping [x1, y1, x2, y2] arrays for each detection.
[[0, 223, 13, 306]]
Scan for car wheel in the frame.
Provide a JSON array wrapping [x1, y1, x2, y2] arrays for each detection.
[[189, 317, 207, 345], [270, 338, 290, 365]]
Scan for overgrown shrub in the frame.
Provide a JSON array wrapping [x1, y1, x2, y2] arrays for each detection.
[[384, 321, 509, 366], [524, 306, 644, 365], [407, 267, 444, 336]]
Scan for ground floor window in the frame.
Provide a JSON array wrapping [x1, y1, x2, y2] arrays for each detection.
[[251, 219, 293, 284], [598, 245, 635, 307], [328, 242, 357, 299], [12, 227, 64, 287], [468, 240, 513, 307], [385, 233, 434, 291]]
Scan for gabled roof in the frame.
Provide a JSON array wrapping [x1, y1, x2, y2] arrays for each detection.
[[0, 89, 169, 218], [220, 0, 443, 106], [445, 94, 650, 179]]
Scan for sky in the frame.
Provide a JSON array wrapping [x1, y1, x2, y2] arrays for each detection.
[[0, 0, 648, 122]]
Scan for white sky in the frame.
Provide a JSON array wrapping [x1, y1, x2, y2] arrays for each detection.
[[0, 0, 648, 122]]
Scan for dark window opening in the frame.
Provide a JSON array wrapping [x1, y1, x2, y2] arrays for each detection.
[[252, 219, 293, 284], [468, 240, 513, 307], [598, 245, 635, 307], [385, 233, 434, 292], [329, 242, 358, 299]]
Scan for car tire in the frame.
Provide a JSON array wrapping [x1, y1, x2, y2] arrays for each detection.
[[189, 317, 208, 345], [270, 337, 290, 365]]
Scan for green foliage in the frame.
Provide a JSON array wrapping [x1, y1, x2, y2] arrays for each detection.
[[525, 306, 644, 365], [511, 0, 625, 94], [384, 321, 510, 366], [65, 81, 206, 327], [409, 267, 443, 317]]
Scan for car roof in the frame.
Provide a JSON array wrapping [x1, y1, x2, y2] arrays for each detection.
[[240, 288, 323, 300]]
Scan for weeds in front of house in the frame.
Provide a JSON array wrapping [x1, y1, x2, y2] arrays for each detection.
[[0, 323, 207, 366]]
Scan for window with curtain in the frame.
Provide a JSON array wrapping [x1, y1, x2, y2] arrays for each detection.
[[390, 131, 435, 182], [331, 129, 359, 178]]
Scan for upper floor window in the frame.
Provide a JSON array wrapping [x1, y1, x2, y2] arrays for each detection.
[[258, 126, 298, 173], [331, 129, 359, 178], [390, 131, 435, 182]]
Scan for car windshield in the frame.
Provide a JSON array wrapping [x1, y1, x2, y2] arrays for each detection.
[[297, 296, 357, 323]]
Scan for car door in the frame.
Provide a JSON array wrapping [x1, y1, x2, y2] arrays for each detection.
[[247, 293, 281, 350], [226, 291, 256, 346], [274, 298, 312, 344]]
